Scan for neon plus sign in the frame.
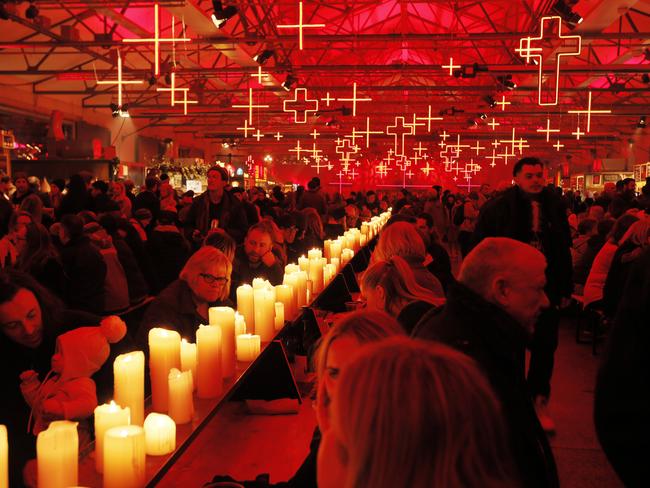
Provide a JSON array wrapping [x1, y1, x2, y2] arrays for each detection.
[[96, 50, 143, 109], [416, 105, 443, 132], [386, 116, 415, 156], [516, 16, 581, 106], [471, 140, 485, 155], [375, 161, 391, 178], [407, 113, 426, 135], [277, 1, 325, 50], [336, 138, 358, 160], [156, 71, 184, 108], [486, 149, 501, 168], [488, 118, 500, 130], [413, 142, 428, 156], [175, 88, 198, 115], [568, 91, 611, 132], [496, 96, 511, 111], [310, 129, 320, 139], [289, 140, 307, 159], [233, 87, 270, 124], [442, 57, 460, 76], [338, 82, 372, 116], [236, 119, 255, 137], [439, 130, 450, 141], [421, 163, 436, 176], [252, 129, 264, 142], [491, 138, 501, 149], [347, 128, 365, 145], [355, 117, 383, 148], [411, 153, 423, 166], [498, 145, 515, 165], [349, 167, 359, 179], [251, 66, 269, 84], [309, 142, 323, 159], [321, 92, 336, 106], [536, 118, 560, 142], [122, 3, 190, 76], [274, 132, 284, 141], [283, 88, 319, 123], [572, 125, 584, 140], [553, 139, 565, 151]]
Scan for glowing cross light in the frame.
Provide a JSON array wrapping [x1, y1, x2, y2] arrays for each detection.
[[516, 16, 581, 106], [536, 118, 560, 142], [416, 105, 443, 132], [411, 152, 423, 166], [283, 88, 319, 123], [500, 127, 519, 154], [122, 3, 190, 76], [251, 66, 269, 83], [488, 118, 500, 131], [289, 140, 308, 159], [96, 51, 142, 109], [413, 142, 428, 156], [386, 116, 415, 156], [442, 57, 460, 76], [156, 71, 197, 114], [421, 163, 436, 176], [233, 87, 270, 124], [321, 92, 336, 106], [338, 82, 372, 117], [407, 113, 426, 135], [375, 160, 392, 178], [332, 169, 349, 193], [346, 128, 365, 145], [514, 136, 530, 154], [498, 144, 516, 165], [553, 139, 565, 151], [491, 138, 501, 149], [567, 91, 611, 132], [310, 129, 320, 139], [354, 117, 383, 148], [274, 132, 284, 141], [471, 140, 485, 156], [310, 148, 328, 174], [395, 155, 414, 188], [440, 144, 460, 166], [448, 134, 470, 155], [496, 96, 511, 111], [335, 137, 359, 161], [252, 129, 264, 142], [277, 1, 325, 50], [176, 88, 198, 115], [348, 167, 359, 180], [236, 119, 255, 137], [457, 176, 481, 193], [572, 125, 585, 140], [486, 149, 501, 168]]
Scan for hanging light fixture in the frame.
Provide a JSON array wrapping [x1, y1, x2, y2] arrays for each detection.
[[253, 49, 274, 65], [211, 0, 238, 29], [25, 1, 38, 20]]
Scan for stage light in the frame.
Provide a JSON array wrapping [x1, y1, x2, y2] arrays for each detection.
[[497, 75, 516, 90], [484, 95, 497, 108], [281, 74, 298, 91], [551, 0, 583, 29], [642, 73, 650, 84], [253, 49, 274, 65], [638, 116, 646, 128], [147, 74, 157, 86], [110, 103, 120, 118], [211, 0, 237, 29], [25, 1, 38, 20], [0, 2, 10, 20]]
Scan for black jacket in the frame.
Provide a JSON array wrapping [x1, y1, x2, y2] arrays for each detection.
[[133, 190, 161, 223], [59, 236, 107, 314], [232, 245, 284, 291], [146, 225, 191, 293], [413, 283, 559, 488], [184, 190, 249, 244], [473, 186, 572, 304]]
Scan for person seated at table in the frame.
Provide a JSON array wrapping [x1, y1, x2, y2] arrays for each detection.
[[360, 255, 444, 333], [317, 337, 519, 488], [293, 208, 324, 258], [137, 246, 232, 346], [232, 222, 284, 291], [204, 228, 236, 263]]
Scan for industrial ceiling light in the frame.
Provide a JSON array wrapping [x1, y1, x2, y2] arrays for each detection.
[[281, 74, 298, 91], [25, 1, 38, 20], [253, 49, 274, 65], [484, 95, 497, 108], [642, 73, 650, 84], [147, 74, 157, 86], [497, 74, 517, 90], [638, 116, 646, 128], [551, 0, 583, 29], [110, 103, 120, 118], [211, 0, 237, 29], [0, 2, 10, 20]]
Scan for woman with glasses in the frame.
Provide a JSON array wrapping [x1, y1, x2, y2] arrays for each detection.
[[137, 246, 233, 347]]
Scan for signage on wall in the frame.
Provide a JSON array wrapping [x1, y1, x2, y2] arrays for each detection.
[[186, 179, 202, 193]]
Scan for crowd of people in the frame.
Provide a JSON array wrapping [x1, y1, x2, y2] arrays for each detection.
[[0, 159, 649, 487]]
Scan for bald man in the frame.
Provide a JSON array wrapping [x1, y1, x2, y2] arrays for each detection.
[[413, 237, 559, 488]]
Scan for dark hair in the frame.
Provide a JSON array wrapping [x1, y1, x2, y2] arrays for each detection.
[[60, 214, 85, 241], [12, 172, 28, 183], [417, 213, 434, 229], [207, 165, 229, 182], [204, 229, 236, 262], [18, 223, 61, 273], [597, 219, 615, 237], [91, 180, 109, 194], [577, 218, 597, 236], [145, 177, 159, 191], [157, 210, 178, 226], [609, 214, 639, 244], [51, 179, 66, 192], [182, 190, 195, 198], [512, 157, 543, 177], [160, 173, 170, 182], [307, 180, 318, 190]]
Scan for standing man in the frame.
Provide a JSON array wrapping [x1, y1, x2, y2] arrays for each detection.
[[472, 157, 572, 433]]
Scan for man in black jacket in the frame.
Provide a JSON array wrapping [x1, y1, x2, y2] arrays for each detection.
[[413, 237, 559, 488], [472, 157, 572, 432]]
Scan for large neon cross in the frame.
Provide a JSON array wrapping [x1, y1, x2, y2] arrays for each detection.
[[440, 144, 459, 165], [156, 72, 198, 114], [96, 50, 142, 109], [417, 105, 443, 132], [386, 116, 414, 156], [500, 127, 519, 154], [277, 1, 325, 50], [338, 82, 372, 116], [283, 88, 319, 123], [236, 119, 255, 137], [122, 3, 190, 76], [335, 138, 358, 161], [355, 117, 383, 148], [537, 118, 560, 142], [567, 91, 611, 132], [516, 16, 581, 106], [233, 87, 270, 124]]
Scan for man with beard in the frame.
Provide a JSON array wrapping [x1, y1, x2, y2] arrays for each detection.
[[232, 222, 284, 290]]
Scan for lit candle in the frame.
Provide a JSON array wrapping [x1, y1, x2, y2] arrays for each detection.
[[0, 425, 7, 488], [285, 263, 300, 275], [330, 241, 342, 261], [103, 425, 145, 488], [143, 413, 176, 456], [325, 264, 337, 285], [361, 222, 369, 235], [308, 248, 322, 260], [252, 277, 269, 290], [298, 255, 309, 272], [283, 273, 300, 312], [148, 328, 181, 413], [180, 339, 197, 390], [209, 306, 236, 378], [114, 351, 145, 426], [235, 312, 246, 335], [168, 369, 194, 425], [37, 421, 78, 488], [236, 334, 261, 362], [308, 258, 324, 294], [360, 234, 367, 247], [94, 401, 130, 473], [323, 239, 332, 261], [331, 257, 340, 273], [274, 302, 285, 331], [236, 284, 255, 334], [341, 248, 354, 266], [196, 325, 222, 399], [275, 284, 294, 321], [254, 287, 276, 341], [297, 271, 308, 308]]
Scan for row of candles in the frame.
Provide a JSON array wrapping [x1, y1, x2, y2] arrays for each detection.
[[0, 213, 390, 488]]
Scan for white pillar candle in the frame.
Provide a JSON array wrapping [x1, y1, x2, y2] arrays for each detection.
[[360, 234, 367, 247], [285, 263, 300, 275], [148, 328, 181, 413], [94, 401, 130, 473], [308, 258, 324, 294], [236, 284, 255, 334], [236, 334, 261, 362], [0, 425, 7, 488], [283, 273, 300, 312], [326, 264, 337, 285], [275, 284, 294, 320], [274, 302, 285, 331], [252, 277, 269, 290], [37, 421, 78, 488], [323, 239, 332, 261], [209, 306, 237, 378], [298, 255, 309, 272], [297, 271, 308, 308], [180, 339, 197, 390], [330, 241, 342, 261], [143, 413, 175, 456], [103, 425, 145, 488], [361, 223, 369, 235], [308, 248, 322, 260], [253, 287, 276, 341], [196, 325, 222, 399], [168, 369, 194, 425], [235, 312, 246, 335], [342, 249, 354, 266], [114, 351, 145, 426], [331, 257, 340, 273]]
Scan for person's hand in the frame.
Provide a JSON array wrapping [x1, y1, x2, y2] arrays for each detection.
[[261, 250, 276, 267], [0, 235, 18, 268]]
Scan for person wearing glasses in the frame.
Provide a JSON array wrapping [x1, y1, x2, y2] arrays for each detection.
[[137, 246, 233, 347]]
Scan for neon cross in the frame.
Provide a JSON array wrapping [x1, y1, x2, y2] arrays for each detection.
[[333, 170, 348, 193], [516, 16, 581, 106], [236, 119, 255, 137], [491, 138, 500, 149], [251, 66, 269, 84], [413, 142, 428, 156], [457, 176, 481, 193], [396, 156, 413, 188], [496, 96, 511, 111], [233, 87, 270, 124], [274, 132, 284, 141], [336, 138, 358, 161], [572, 125, 584, 140], [277, 1, 325, 50], [355, 117, 383, 148], [498, 144, 515, 165], [439, 130, 450, 142], [442, 57, 460, 76], [122, 3, 190, 76], [536, 118, 560, 142], [321, 92, 336, 106], [411, 152, 423, 166], [310, 129, 320, 139], [156, 71, 185, 108], [348, 167, 359, 179], [309, 142, 323, 158], [175, 88, 197, 115], [567, 91, 611, 132], [500, 127, 519, 154], [289, 140, 307, 159], [471, 140, 485, 156], [514, 137, 530, 154], [488, 118, 500, 131], [407, 113, 426, 134], [338, 82, 372, 116], [416, 105, 443, 132], [375, 161, 391, 178], [486, 149, 501, 168], [283, 88, 319, 123], [421, 163, 436, 176], [310, 147, 328, 174], [96, 50, 143, 109], [439, 144, 460, 165], [448, 134, 470, 155], [553, 139, 565, 151], [347, 128, 365, 145], [386, 116, 415, 156], [252, 129, 264, 142]]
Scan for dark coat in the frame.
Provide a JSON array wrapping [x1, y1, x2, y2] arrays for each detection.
[[184, 190, 249, 243], [594, 248, 650, 488], [298, 189, 327, 216], [602, 241, 644, 317], [133, 190, 160, 223], [573, 234, 606, 286], [59, 236, 107, 314], [232, 245, 285, 291], [472, 186, 572, 304], [413, 283, 559, 488], [396, 300, 436, 334], [113, 238, 149, 303], [425, 241, 453, 293], [146, 225, 191, 293]]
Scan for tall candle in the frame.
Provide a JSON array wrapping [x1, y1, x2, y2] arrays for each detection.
[[0, 425, 7, 488], [308, 248, 322, 260], [331, 257, 340, 273], [308, 258, 324, 294], [114, 351, 145, 426], [209, 306, 236, 378], [275, 284, 294, 320], [297, 271, 308, 308], [283, 273, 300, 312], [236, 284, 255, 333], [236, 334, 261, 362], [360, 234, 367, 247], [285, 263, 300, 275], [196, 325, 222, 398], [180, 339, 197, 390], [168, 369, 194, 425], [103, 426, 145, 488], [330, 241, 342, 261], [298, 255, 309, 272], [94, 401, 130, 473], [325, 264, 337, 285], [37, 421, 78, 488], [148, 328, 181, 413], [324, 239, 332, 261], [252, 277, 269, 290], [235, 312, 246, 335], [274, 302, 285, 331], [254, 287, 276, 341], [143, 413, 176, 456]]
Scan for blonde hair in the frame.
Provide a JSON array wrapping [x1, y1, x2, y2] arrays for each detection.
[[361, 256, 441, 316], [618, 219, 650, 248], [302, 207, 324, 240], [372, 221, 426, 263], [180, 246, 232, 300], [333, 337, 518, 488]]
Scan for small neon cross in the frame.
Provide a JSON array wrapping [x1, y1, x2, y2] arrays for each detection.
[[96, 50, 143, 109], [252, 129, 264, 142], [355, 117, 383, 148], [498, 145, 515, 165], [337, 82, 371, 116], [486, 149, 501, 168], [289, 140, 307, 159], [274, 132, 284, 141], [572, 125, 584, 140], [442, 57, 460, 76], [421, 163, 436, 176], [310, 129, 320, 139], [471, 140, 485, 156], [413, 142, 428, 156], [251, 66, 269, 84], [283, 88, 319, 123], [233, 87, 270, 124], [407, 113, 426, 134], [416, 105, 443, 132], [156, 71, 192, 110], [496, 96, 511, 111], [536, 118, 560, 142], [277, 1, 325, 50], [439, 130, 450, 141], [491, 138, 501, 149], [488, 118, 500, 131], [553, 139, 565, 151], [567, 91, 611, 132], [175, 88, 197, 115], [335, 138, 358, 161], [236, 119, 255, 137], [321, 92, 336, 106]]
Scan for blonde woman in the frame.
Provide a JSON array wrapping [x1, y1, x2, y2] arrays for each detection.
[[361, 255, 444, 333], [137, 246, 232, 346], [317, 337, 519, 488], [109, 180, 132, 218]]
